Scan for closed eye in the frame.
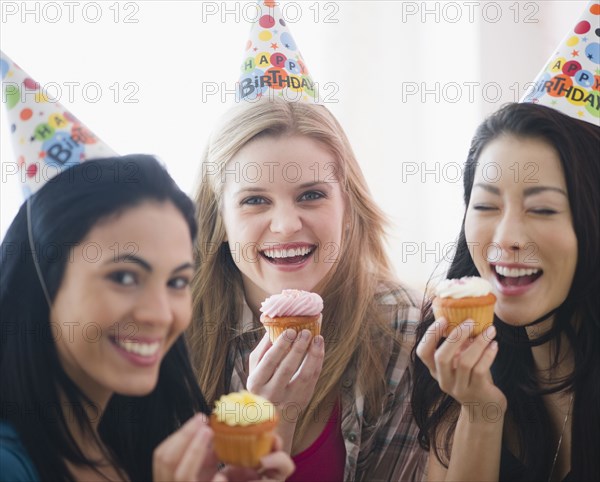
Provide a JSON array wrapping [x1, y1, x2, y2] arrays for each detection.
[[299, 191, 325, 202], [472, 204, 497, 211], [530, 208, 558, 215]]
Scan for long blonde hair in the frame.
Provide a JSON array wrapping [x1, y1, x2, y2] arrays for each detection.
[[188, 98, 410, 445]]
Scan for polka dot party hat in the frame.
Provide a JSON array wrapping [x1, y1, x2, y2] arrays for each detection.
[[522, 1, 600, 126], [238, 1, 319, 103], [1, 50, 117, 198]]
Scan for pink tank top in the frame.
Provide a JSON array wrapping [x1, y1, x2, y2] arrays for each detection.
[[287, 400, 346, 482]]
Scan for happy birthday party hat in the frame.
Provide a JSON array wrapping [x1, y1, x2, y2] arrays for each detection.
[[238, 1, 319, 103], [522, 1, 600, 126], [1, 50, 117, 198]]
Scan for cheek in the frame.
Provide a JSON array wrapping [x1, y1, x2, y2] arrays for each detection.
[[220, 202, 238, 237], [464, 215, 488, 268], [553, 230, 578, 273], [175, 296, 193, 330], [173, 296, 192, 332], [223, 212, 256, 244], [464, 214, 479, 250], [165, 301, 192, 350]]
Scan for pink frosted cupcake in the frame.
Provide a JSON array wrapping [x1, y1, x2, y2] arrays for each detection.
[[260, 289, 323, 342]]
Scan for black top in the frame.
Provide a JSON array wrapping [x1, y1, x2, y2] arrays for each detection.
[[500, 446, 572, 482]]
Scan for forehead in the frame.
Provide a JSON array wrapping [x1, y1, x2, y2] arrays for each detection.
[[474, 135, 566, 188], [75, 201, 192, 264], [225, 134, 339, 187]]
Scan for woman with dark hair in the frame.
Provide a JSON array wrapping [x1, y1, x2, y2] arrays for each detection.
[[413, 103, 600, 481], [0, 155, 293, 481]]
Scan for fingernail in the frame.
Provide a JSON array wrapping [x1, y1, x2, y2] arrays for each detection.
[[284, 329, 298, 341], [484, 325, 496, 339], [313, 335, 323, 346], [193, 413, 207, 425], [299, 329, 310, 341]]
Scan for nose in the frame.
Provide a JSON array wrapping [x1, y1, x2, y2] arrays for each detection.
[[492, 208, 529, 258], [269, 204, 302, 237], [133, 283, 173, 326]]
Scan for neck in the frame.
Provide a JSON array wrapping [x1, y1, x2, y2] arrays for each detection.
[[59, 388, 112, 456], [241, 278, 266, 321], [525, 313, 554, 341], [527, 317, 573, 382]]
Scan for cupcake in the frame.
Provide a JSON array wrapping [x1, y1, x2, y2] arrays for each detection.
[[210, 390, 278, 468], [432, 277, 496, 337], [260, 289, 323, 343]]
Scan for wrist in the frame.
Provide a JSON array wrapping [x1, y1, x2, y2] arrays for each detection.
[[459, 400, 506, 427], [275, 421, 297, 454]]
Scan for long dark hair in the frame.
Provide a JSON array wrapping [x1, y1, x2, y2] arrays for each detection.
[[0, 155, 210, 481], [411, 103, 600, 480]]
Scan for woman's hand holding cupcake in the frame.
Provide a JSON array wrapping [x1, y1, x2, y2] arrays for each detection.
[[153, 406, 294, 482], [219, 435, 294, 482], [417, 277, 507, 426], [417, 318, 507, 418], [247, 328, 325, 453], [153, 413, 223, 482]]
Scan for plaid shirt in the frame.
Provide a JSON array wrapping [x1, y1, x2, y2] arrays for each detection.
[[227, 288, 428, 482]]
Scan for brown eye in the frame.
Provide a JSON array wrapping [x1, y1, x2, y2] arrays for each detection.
[[168, 277, 190, 289], [108, 271, 137, 286]]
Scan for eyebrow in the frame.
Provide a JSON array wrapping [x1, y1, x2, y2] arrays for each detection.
[[473, 183, 567, 197], [523, 186, 567, 197], [235, 181, 333, 196], [473, 183, 500, 195], [105, 255, 193, 273]]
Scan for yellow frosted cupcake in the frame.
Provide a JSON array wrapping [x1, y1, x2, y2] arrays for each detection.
[[210, 391, 278, 468], [432, 276, 496, 337], [260, 289, 323, 343]]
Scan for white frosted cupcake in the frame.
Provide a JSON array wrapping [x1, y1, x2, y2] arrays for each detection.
[[432, 277, 496, 336]]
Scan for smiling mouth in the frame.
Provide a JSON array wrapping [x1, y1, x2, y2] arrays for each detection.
[[260, 245, 316, 265], [493, 265, 543, 287], [109, 337, 161, 357]]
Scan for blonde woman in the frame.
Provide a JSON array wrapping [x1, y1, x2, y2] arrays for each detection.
[[188, 98, 427, 481]]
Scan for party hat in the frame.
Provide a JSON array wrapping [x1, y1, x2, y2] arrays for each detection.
[[238, 1, 319, 103], [522, 1, 600, 126], [1, 51, 117, 198]]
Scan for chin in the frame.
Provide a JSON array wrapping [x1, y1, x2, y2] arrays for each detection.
[[495, 308, 539, 327], [114, 379, 159, 397]]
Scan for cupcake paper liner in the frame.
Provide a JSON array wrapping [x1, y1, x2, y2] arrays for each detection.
[[262, 314, 322, 343], [210, 415, 277, 468], [433, 297, 495, 337]]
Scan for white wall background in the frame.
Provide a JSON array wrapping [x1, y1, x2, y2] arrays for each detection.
[[1, 0, 588, 289]]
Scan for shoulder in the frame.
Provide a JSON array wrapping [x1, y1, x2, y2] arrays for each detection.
[[371, 283, 423, 381], [375, 282, 423, 331], [0, 422, 40, 482], [376, 282, 422, 308]]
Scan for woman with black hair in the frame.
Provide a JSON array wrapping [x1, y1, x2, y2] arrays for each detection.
[[413, 103, 600, 481], [0, 155, 293, 481]]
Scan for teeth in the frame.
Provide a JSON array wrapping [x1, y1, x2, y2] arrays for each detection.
[[495, 266, 540, 278], [115, 339, 160, 357], [263, 246, 313, 259]]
